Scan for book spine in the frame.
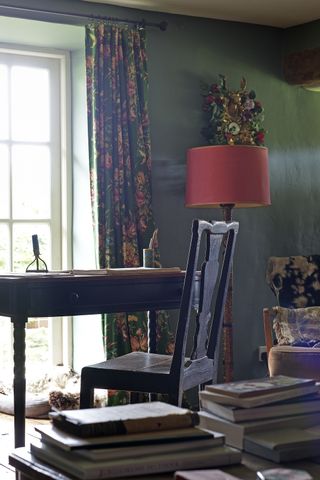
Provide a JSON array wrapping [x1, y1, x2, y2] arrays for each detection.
[[198, 414, 243, 449], [54, 411, 200, 438], [99, 452, 240, 480]]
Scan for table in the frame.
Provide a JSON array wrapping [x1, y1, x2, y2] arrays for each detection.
[[0, 270, 185, 448], [9, 448, 320, 480]]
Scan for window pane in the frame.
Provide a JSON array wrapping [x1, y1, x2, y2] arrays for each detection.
[[12, 145, 51, 219], [0, 317, 12, 371], [13, 223, 51, 272], [0, 144, 10, 218], [11, 66, 50, 142], [26, 321, 49, 369], [0, 64, 9, 140], [0, 223, 10, 271], [0, 315, 50, 372]]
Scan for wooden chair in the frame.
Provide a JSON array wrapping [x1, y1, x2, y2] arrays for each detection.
[[80, 219, 239, 408]]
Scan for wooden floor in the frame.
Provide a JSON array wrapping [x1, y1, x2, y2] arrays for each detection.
[[0, 412, 49, 479]]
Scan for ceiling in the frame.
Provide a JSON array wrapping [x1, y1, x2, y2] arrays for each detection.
[[82, 0, 320, 28]]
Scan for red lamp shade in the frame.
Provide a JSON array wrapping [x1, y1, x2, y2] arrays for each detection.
[[185, 145, 271, 208]]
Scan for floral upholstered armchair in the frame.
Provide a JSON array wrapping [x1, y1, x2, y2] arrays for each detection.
[[264, 255, 320, 380]]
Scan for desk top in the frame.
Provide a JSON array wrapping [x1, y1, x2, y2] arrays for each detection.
[[0, 267, 184, 282], [0, 268, 185, 318]]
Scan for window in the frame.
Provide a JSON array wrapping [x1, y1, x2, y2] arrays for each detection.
[[0, 46, 71, 374]]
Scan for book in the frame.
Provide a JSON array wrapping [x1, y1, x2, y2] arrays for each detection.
[[203, 383, 320, 408], [204, 375, 316, 399], [35, 424, 213, 451], [175, 470, 241, 480], [59, 267, 182, 276], [49, 401, 199, 438], [30, 440, 241, 479], [75, 433, 225, 461], [198, 410, 320, 449], [244, 427, 320, 462], [105, 267, 182, 276], [199, 391, 320, 422]]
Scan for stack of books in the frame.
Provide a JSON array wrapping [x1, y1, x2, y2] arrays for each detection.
[[30, 401, 241, 479], [198, 375, 320, 462]]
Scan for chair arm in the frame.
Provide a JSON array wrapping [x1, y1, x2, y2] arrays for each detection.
[[263, 308, 275, 355]]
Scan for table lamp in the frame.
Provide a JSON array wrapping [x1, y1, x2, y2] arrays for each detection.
[[185, 144, 271, 381]]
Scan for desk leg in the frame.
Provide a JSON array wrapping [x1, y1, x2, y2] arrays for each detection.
[[148, 310, 158, 402], [11, 316, 27, 448]]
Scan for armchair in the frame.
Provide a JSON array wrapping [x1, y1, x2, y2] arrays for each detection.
[[264, 255, 320, 380]]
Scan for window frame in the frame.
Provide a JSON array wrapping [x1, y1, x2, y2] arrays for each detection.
[[0, 44, 73, 367]]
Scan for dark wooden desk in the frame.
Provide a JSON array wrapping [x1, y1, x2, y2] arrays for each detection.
[[0, 270, 185, 448], [9, 448, 320, 480]]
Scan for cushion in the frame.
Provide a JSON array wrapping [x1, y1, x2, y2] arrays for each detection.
[[0, 393, 49, 418], [273, 306, 320, 347], [0, 366, 107, 418], [268, 345, 320, 380], [266, 255, 320, 308], [0, 366, 82, 418]]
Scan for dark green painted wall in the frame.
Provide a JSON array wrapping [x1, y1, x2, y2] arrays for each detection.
[[1, 0, 320, 380], [147, 13, 320, 379], [283, 19, 320, 54]]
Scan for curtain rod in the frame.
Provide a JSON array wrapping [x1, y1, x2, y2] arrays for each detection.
[[0, 4, 168, 30]]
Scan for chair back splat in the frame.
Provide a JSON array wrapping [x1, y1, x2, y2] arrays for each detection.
[[80, 219, 239, 408]]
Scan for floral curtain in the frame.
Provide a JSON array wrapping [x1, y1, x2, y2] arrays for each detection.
[[85, 22, 174, 404]]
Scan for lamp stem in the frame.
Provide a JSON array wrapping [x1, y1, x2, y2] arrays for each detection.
[[221, 203, 235, 383]]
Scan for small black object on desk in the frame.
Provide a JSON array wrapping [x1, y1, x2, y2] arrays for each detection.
[[26, 234, 48, 272]]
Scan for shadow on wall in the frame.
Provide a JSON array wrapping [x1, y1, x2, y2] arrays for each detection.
[[153, 156, 186, 196]]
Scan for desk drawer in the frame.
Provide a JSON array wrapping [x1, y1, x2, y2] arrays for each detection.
[[26, 279, 183, 317]]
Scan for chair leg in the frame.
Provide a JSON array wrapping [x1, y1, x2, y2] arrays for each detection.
[[80, 386, 94, 409], [168, 391, 181, 406], [80, 371, 95, 409], [129, 392, 140, 403]]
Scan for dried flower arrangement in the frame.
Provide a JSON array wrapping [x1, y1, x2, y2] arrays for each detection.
[[201, 74, 266, 146]]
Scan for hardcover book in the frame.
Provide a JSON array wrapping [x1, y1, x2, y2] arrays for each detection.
[[204, 375, 315, 399], [49, 401, 199, 438], [202, 383, 319, 408], [198, 410, 320, 449], [75, 434, 225, 461], [30, 441, 241, 479], [35, 424, 213, 451], [105, 267, 182, 276], [199, 391, 320, 422], [244, 427, 320, 462], [64, 267, 182, 276]]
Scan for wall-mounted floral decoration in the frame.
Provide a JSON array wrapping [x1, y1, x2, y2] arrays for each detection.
[[201, 75, 266, 146]]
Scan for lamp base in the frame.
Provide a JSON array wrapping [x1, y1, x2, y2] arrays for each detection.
[[220, 203, 235, 383], [221, 203, 235, 223]]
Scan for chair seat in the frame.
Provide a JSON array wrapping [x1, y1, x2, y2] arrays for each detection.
[[91, 352, 173, 374], [268, 345, 320, 380], [81, 352, 174, 397]]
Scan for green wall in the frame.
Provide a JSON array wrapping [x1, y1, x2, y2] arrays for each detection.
[[1, 0, 320, 380], [283, 19, 320, 54], [147, 13, 320, 379]]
